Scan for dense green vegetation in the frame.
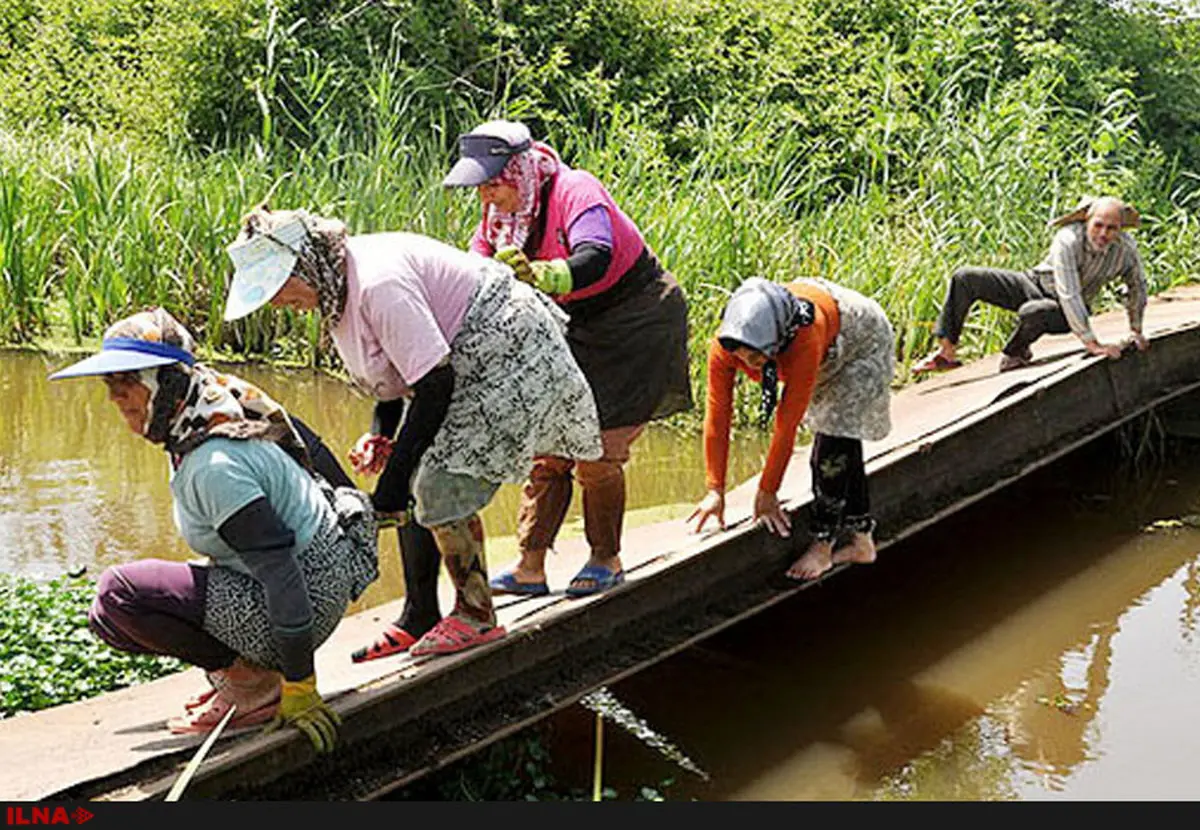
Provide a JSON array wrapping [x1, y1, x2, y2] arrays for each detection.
[[7, 6, 1196, 791], [0, 573, 183, 718], [2, 0, 1198, 416]]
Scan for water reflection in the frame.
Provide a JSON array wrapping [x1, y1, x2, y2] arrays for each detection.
[[544, 439, 1200, 800], [994, 623, 1114, 788], [1, 350, 768, 612], [14, 346, 1200, 800], [1182, 559, 1200, 637]]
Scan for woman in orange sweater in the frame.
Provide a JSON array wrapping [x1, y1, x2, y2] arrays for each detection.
[[688, 277, 894, 580]]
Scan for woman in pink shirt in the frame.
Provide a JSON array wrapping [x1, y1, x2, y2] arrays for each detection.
[[444, 120, 692, 599], [222, 206, 602, 657]]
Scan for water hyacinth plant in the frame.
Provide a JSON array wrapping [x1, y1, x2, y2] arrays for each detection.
[[0, 573, 184, 719]]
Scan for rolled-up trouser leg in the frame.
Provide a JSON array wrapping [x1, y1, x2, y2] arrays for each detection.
[[933, 267, 1043, 344], [809, 433, 867, 542], [516, 456, 575, 556], [1005, 298, 1072, 357], [576, 461, 624, 561], [574, 424, 645, 561], [431, 515, 496, 627], [394, 522, 443, 638], [88, 560, 236, 671]]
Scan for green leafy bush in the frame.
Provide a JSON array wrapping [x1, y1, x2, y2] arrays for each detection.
[[0, 573, 184, 719], [0, 0, 262, 146], [5, 1, 1199, 173]]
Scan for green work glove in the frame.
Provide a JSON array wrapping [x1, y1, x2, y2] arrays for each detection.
[[528, 259, 573, 295], [494, 246, 573, 295], [494, 246, 535, 285], [264, 674, 341, 754]]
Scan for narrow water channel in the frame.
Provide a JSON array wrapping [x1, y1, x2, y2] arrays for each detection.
[[543, 432, 1200, 800]]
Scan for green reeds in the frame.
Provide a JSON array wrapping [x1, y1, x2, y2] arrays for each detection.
[[1, 15, 1197, 409]]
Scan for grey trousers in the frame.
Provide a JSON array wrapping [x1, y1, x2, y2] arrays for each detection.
[[934, 266, 1072, 357]]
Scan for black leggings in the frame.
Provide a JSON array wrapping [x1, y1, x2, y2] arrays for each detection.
[[808, 433, 874, 541], [293, 416, 442, 637]]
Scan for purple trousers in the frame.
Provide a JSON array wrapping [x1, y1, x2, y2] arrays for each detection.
[[87, 559, 237, 671]]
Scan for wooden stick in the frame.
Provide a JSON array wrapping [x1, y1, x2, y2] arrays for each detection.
[[592, 709, 604, 802], [164, 704, 238, 802]]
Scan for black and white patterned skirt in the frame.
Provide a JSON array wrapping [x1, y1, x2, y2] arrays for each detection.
[[201, 504, 378, 670], [413, 263, 603, 526]]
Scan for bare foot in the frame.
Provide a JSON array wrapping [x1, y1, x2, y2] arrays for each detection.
[[786, 540, 833, 581], [831, 532, 877, 565]]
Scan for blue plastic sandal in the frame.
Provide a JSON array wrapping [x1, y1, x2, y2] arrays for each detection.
[[565, 564, 625, 598], [489, 570, 550, 597]]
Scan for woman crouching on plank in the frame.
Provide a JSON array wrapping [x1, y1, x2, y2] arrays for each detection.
[[49, 307, 379, 752]]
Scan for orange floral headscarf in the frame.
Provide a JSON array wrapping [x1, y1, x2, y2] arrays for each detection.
[[105, 307, 312, 471]]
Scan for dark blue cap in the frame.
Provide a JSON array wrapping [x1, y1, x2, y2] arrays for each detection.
[[443, 120, 532, 187]]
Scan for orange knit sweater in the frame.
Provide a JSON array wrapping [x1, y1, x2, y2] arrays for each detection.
[[703, 281, 840, 494]]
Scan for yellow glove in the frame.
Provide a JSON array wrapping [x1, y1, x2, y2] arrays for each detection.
[[264, 674, 341, 754], [376, 508, 410, 530]]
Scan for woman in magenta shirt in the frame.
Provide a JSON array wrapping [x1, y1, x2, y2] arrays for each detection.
[[444, 120, 692, 598]]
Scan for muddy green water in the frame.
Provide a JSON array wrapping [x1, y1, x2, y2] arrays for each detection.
[[545, 438, 1200, 800], [0, 350, 767, 615]]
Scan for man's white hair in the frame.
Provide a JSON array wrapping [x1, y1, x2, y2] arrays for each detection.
[[1087, 196, 1127, 218]]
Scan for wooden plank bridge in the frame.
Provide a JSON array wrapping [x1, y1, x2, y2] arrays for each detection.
[[4, 285, 1200, 801]]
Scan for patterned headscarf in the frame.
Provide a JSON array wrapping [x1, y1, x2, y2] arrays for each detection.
[[479, 142, 562, 251], [236, 205, 350, 325], [104, 308, 313, 472], [716, 277, 815, 426]]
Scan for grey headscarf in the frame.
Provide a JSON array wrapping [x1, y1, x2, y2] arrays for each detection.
[[716, 277, 815, 425], [716, 277, 814, 358]]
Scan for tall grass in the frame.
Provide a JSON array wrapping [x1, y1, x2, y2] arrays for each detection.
[[1, 9, 1198, 433]]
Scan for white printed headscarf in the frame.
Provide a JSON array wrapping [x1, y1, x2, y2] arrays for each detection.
[[236, 206, 351, 326]]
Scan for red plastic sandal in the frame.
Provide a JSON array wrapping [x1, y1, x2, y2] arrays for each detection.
[[409, 616, 506, 657], [911, 352, 963, 376], [183, 686, 218, 712], [351, 623, 419, 663], [167, 691, 278, 734]]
